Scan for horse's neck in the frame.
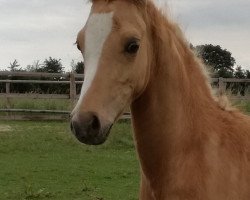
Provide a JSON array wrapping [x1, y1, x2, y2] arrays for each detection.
[[131, 20, 218, 187]]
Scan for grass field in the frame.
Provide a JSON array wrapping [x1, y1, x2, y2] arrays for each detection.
[[0, 121, 139, 200], [0, 98, 249, 113], [0, 97, 249, 200], [233, 100, 250, 113], [0, 99, 71, 111]]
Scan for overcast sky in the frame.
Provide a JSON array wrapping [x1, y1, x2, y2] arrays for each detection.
[[0, 0, 249, 71]]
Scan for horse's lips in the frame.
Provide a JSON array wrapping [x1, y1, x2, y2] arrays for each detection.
[[72, 123, 113, 145]]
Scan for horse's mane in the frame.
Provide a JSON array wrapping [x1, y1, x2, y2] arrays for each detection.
[[89, 0, 146, 8], [144, 1, 235, 112]]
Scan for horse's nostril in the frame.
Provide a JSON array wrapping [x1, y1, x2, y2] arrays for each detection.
[[91, 114, 100, 130]]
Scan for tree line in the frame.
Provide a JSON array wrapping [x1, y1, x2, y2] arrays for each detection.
[[0, 44, 249, 94], [2, 44, 249, 78], [195, 44, 250, 79], [0, 57, 84, 94], [5, 57, 84, 74]]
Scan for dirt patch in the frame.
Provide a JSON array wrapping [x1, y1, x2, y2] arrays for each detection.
[[0, 125, 12, 133]]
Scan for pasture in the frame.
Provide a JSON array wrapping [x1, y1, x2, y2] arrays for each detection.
[[0, 121, 139, 200], [0, 98, 249, 114], [0, 99, 249, 200], [0, 99, 70, 112]]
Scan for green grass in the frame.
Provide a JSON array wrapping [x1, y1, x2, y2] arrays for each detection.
[[0, 98, 249, 113], [0, 99, 70, 111], [0, 100, 249, 200], [0, 121, 139, 200], [0, 97, 249, 117], [233, 100, 250, 114]]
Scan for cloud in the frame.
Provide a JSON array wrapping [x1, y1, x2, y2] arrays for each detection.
[[170, 0, 250, 28], [0, 0, 249, 71], [0, 0, 91, 70], [167, 0, 250, 69]]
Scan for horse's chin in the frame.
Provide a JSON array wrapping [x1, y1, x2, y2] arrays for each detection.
[[76, 134, 108, 145], [77, 127, 112, 145]]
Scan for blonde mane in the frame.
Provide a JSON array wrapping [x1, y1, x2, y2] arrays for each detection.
[[145, 0, 235, 112]]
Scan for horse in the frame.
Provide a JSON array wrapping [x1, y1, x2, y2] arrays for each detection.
[[70, 0, 250, 199]]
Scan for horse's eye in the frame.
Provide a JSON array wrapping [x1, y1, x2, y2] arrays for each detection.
[[77, 44, 81, 51], [125, 39, 140, 54]]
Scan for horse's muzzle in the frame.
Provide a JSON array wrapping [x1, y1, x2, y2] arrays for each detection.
[[70, 112, 113, 145]]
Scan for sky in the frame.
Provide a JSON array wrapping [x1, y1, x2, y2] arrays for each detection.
[[0, 0, 249, 71]]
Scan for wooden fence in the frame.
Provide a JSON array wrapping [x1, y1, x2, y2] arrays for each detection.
[[0, 71, 249, 120], [0, 71, 131, 120], [0, 71, 83, 108], [213, 77, 250, 100]]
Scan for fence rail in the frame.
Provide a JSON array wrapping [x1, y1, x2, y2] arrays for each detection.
[[0, 71, 249, 120], [0, 71, 133, 120], [0, 71, 83, 108]]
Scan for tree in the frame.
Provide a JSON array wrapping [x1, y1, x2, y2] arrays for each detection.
[[245, 70, 250, 78], [8, 59, 22, 72], [195, 44, 235, 78], [72, 61, 84, 74], [71, 60, 85, 94], [6, 60, 27, 92], [231, 66, 249, 96], [234, 66, 246, 79], [38, 57, 64, 73], [32, 57, 65, 94], [26, 60, 42, 72]]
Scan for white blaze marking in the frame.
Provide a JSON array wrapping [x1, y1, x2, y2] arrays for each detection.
[[72, 12, 114, 114]]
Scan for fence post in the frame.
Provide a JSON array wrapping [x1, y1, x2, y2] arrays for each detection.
[[6, 81, 11, 109], [70, 72, 76, 109], [218, 77, 225, 95]]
